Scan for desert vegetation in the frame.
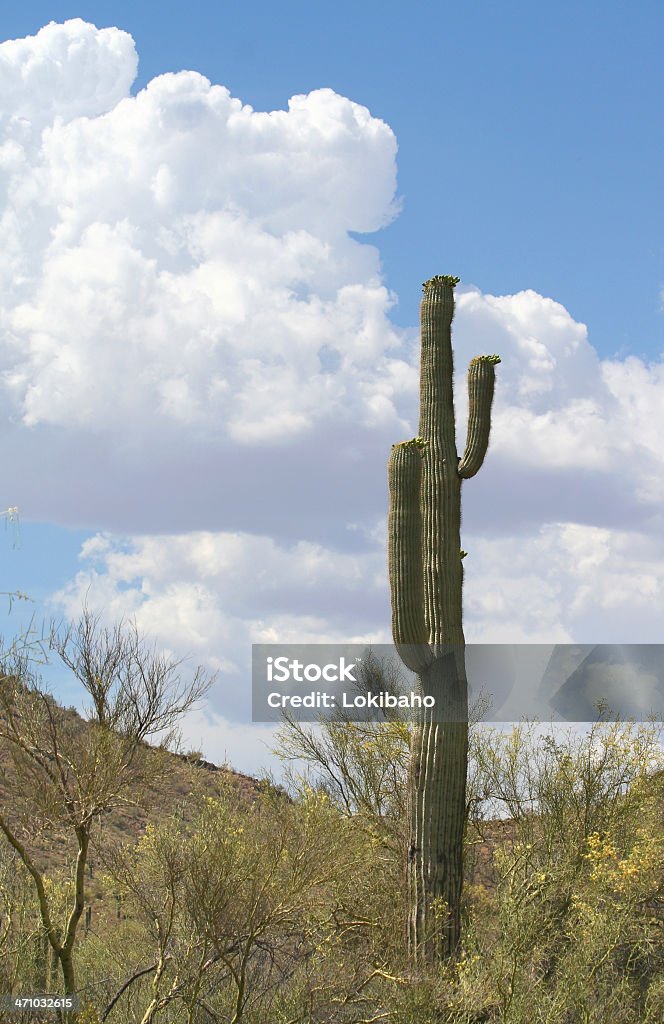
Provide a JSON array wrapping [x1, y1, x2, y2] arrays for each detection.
[[0, 631, 662, 1023]]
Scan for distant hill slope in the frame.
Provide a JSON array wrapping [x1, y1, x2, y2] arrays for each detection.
[[0, 692, 266, 897]]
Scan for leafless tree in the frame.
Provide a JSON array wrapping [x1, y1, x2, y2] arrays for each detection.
[[0, 608, 214, 1007]]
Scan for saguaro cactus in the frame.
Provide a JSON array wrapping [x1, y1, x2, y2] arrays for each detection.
[[388, 275, 499, 960]]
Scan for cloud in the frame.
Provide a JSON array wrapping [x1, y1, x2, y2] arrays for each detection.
[[0, 19, 137, 128], [50, 512, 664, 714], [0, 20, 418, 539], [464, 522, 664, 644], [51, 529, 391, 724], [449, 287, 664, 540], [1, 21, 402, 439]]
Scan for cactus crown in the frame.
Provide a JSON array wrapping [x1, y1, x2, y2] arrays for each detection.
[[469, 354, 501, 366], [422, 274, 460, 292], [392, 436, 428, 451]]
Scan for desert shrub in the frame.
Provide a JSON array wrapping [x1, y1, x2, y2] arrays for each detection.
[[0, 708, 661, 1022]]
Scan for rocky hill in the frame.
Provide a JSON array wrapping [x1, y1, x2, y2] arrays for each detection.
[[0, 691, 266, 903]]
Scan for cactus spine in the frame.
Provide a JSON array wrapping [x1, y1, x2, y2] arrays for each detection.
[[388, 275, 499, 960]]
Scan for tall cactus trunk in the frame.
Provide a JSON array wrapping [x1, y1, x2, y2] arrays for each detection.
[[388, 275, 499, 961]]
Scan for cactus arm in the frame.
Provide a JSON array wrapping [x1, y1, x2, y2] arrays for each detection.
[[457, 354, 500, 479], [388, 439, 430, 673]]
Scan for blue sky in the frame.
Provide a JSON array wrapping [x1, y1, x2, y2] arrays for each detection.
[[1, 3, 663, 773]]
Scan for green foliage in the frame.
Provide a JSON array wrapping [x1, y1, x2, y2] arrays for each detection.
[[457, 720, 664, 1024], [275, 710, 664, 1022], [422, 274, 461, 289], [391, 436, 428, 451], [1, 692, 662, 1021], [470, 353, 502, 365], [77, 1006, 102, 1024]]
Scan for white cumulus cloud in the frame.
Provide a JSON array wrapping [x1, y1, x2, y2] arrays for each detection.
[[1, 20, 402, 443], [0, 19, 137, 128]]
